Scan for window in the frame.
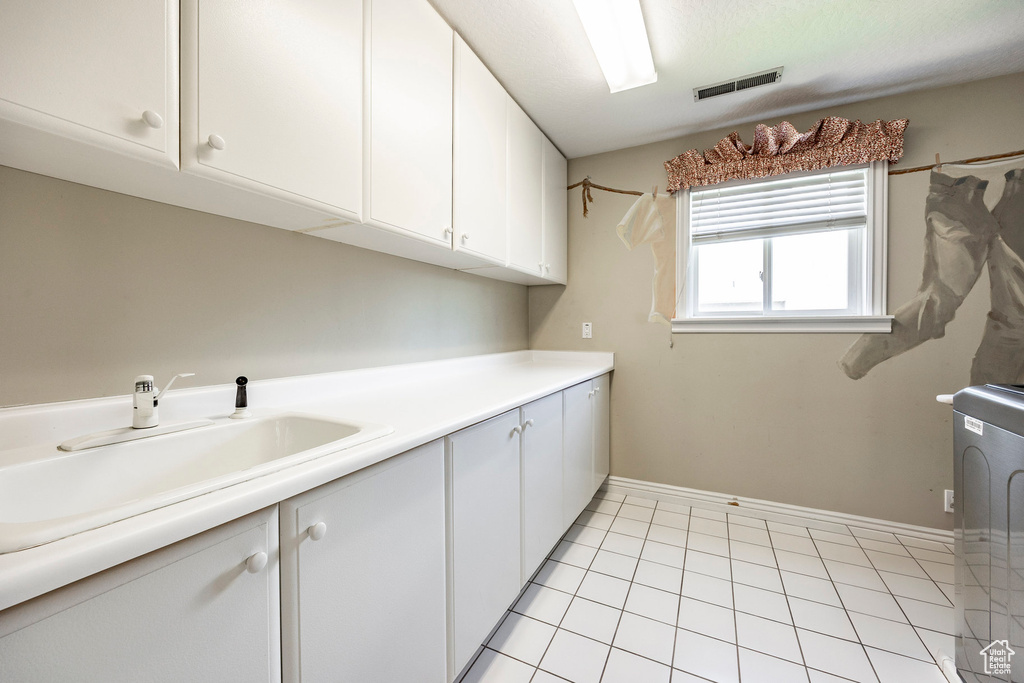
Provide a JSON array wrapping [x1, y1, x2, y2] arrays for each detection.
[[674, 162, 892, 333]]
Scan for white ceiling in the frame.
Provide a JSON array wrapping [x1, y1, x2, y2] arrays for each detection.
[[427, 0, 1024, 159]]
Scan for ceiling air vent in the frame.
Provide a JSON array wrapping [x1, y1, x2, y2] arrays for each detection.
[[694, 67, 784, 101]]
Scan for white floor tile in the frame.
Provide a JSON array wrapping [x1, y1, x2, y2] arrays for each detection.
[[823, 559, 887, 591], [937, 581, 955, 605], [610, 516, 651, 539], [653, 509, 690, 530], [564, 523, 608, 549], [808, 669, 861, 683], [577, 510, 616, 530], [895, 536, 949, 553], [683, 550, 731, 579], [685, 531, 730, 557], [834, 583, 907, 622], [689, 517, 729, 538], [915, 627, 956, 662], [590, 549, 640, 581], [815, 541, 872, 568], [625, 582, 680, 625], [534, 560, 587, 594], [768, 521, 812, 538], [731, 539, 778, 567], [677, 596, 736, 643], [539, 629, 610, 683], [732, 559, 784, 593], [595, 490, 626, 503], [776, 549, 830, 579], [641, 540, 687, 568], [601, 531, 646, 557], [690, 508, 728, 522], [877, 571, 950, 606], [551, 540, 598, 569], [735, 612, 803, 663], [634, 559, 684, 594], [560, 597, 622, 644], [587, 498, 623, 516], [514, 583, 573, 626], [849, 527, 899, 544], [671, 668, 717, 683], [781, 571, 842, 607], [615, 611, 676, 665], [918, 559, 954, 585], [488, 612, 556, 666], [577, 571, 632, 609], [770, 532, 820, 557], [603, 647, 672, 683], [729, 514, 767, 529], [739, 646, 811, 682], [895, 595, 954, 634], [619, 504, 656, 523], [797, 629, 878, 683], [657, 501, 691, 515], [848, 611, 932, 662], [625, 495, 657, 508], [734, 583, 793, 624], [788, 596, 857, 641], [730, 524, 772, 547], [681, 571, 734, 609], [906, 546, 954, 565], [673, 628, 740, 683], [864, 550, 928, 578], [809, 529, 858, 547], [865, 647, 948, 683], [462, 648, 535, 683], [857, 538, 910, 557], [530, 670, 568, 683], [647, 524, 689, 548]]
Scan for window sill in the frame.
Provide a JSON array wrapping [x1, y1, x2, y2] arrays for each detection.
[[670, 315, 894, 334]]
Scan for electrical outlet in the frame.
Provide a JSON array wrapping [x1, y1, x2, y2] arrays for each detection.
[[944, 489, 954, 513], [582, 322, 593, 339]]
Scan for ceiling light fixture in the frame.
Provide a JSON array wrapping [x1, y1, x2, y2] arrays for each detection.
[[572, 0, 657, 93]]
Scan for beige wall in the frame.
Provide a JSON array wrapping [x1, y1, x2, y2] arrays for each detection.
[[531, 72, 1024, 530], [0, 167, 528, 406]]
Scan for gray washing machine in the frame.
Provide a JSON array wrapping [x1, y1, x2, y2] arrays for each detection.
[[955, 385, 1024, 682]]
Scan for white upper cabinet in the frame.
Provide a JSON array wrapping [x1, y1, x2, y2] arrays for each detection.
[[453, 37, 507, 265], [367, 0, 453, 246], [0, 0, 178, 167], [506, 98, 544, 275], [542, 136, 569, 284], [180, 0, 362, 218]]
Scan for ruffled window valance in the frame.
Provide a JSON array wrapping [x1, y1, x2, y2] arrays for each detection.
[[664, 117, 908, 192]]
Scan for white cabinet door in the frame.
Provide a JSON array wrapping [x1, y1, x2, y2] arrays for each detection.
[[453, 37, 507, 265], [506, 98, 544, 275], [563, 380, 595, 527], [448, 410, 521, 677], [521, 394, 564, 579], [0, 508, 279, 683], [280, 442, 446, 683], [592, 374, 610, 496], [542, 136, 568, 284], [0, 0, 178, 167], [181, 0, 362, 217], [368, 0, 453, 246]]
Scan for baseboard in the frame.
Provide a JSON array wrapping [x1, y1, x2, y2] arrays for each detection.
[[604, 476, 953, 545]]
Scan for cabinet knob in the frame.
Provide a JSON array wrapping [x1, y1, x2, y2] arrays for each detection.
[[545, 264, 551, 273], [588, 390, 594, 398], [539, 262, 544, 272], [593, 387, 601, 393], [141, 110, 164, 129], [443, 226, 453, 237], [523, 419, 535, 429], [511, 425, 522, 436], [207, 134, 227, 150], [307, 522, 327, 541], [245, 551, 268, 574], [461, 233, 469, 242]]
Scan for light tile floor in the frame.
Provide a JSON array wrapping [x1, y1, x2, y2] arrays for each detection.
[[460, 490, 954, 683]]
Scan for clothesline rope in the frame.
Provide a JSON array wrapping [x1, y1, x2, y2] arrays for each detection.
[[888, 148, 1024, 175], [566, 177, 643, 217]]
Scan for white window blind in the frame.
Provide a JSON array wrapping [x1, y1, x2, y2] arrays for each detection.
[[689, 167, 868, 244]]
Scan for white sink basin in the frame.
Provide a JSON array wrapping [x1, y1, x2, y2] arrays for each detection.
[[0, 413, 392, 553]]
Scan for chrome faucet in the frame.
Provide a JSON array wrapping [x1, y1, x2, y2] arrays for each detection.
[[133, 373, 195, 429]]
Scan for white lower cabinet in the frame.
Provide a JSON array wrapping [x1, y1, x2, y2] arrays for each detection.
[[447, 410, 522, 678], [563, 374, 612, 526], [279, 441, 446, 683], [0, 507, 280, 683], [521, 393, 565, 579]]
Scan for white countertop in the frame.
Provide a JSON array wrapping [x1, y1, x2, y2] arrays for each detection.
[[0, 350, 613, 611]]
